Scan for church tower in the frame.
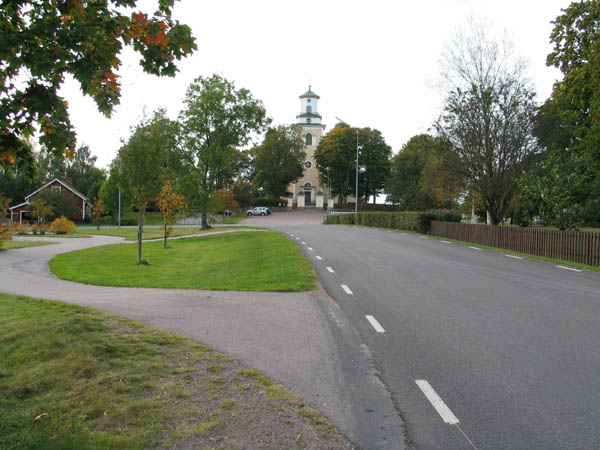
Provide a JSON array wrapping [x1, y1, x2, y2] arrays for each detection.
[[291, 86, 327, 207]]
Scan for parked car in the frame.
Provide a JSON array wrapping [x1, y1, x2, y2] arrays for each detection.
[[246, 206, 271, 216]]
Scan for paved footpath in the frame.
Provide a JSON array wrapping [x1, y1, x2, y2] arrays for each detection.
[[1, 231, 406, 450]]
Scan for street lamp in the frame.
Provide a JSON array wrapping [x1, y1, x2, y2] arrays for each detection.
[[335, 116, 359, 214]]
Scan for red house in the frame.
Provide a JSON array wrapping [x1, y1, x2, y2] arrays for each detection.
[[9, 179, 91, 224]]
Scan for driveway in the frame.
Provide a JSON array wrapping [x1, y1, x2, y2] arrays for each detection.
[[239, 209, 326, 226], [1, 232, 406, 450]]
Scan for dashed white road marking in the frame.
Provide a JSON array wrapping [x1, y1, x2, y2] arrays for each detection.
[[326, 266, 335, 273], [301, 241, 307, 245], [365, 315, 385, 333], [419, 236, 428, 239], [290, 234, 294, 236], [557, 265, 582, 272], [315, 256, 322, 260], [296, 237, 300, 240], [469, 246, 482, 251], [415, 380, 459, 425], [341, 284, 353, 295], [307, 247, 314, 251], [506, 255, 523, 260], [401, 233, 407, 236], [441, 240, 451, 244]]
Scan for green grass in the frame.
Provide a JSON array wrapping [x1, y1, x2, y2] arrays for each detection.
[[1, 240, 57, 251], [50, 232, 317, 291], [0, 294, 351, 449], [75, 226, 244, 241]]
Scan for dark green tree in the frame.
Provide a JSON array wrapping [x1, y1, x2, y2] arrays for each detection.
[[119, 109, 177, 263], [357, 128, 391, 203], [36, 188, 80, 221], [254, 125, 305, 199], [0, 0, 196, 178], [179, 74, 269, 228]]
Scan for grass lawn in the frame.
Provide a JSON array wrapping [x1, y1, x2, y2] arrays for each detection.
[[50, 232, 317, 291], [75, 226, 245, 241], [1, 240, 57, 251], [0, 294, 351, 449]]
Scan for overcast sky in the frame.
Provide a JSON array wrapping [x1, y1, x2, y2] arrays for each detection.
[[59, 0, 573, 169]]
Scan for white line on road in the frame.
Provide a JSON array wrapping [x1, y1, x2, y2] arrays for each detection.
[[419, 236, 428, 239], [365, 315, 385, 333], [401, 233, 407, 235], [326, 266, 335, 273], [301, 241, 306, 245], [557, 265, 582, 272], [506, 255, 523, 260], [441, 240, 451, 244], [469, 246, 482, 251], [315, 256, 322, 260], [296, 237, 300, 240], [307, 247, 314, 251], [415, 380, 459, 425], [290, 234, 294, 236], [341, 284, 353, 295]]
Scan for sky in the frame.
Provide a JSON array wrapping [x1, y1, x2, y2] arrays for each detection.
[[59, 0, 573, 169]]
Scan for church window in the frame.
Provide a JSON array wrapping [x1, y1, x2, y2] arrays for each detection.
[[304, 161, 312, 169], [307, 98, 312, 103], [305, 133, 312, 145], [306, 105, 312, 114]]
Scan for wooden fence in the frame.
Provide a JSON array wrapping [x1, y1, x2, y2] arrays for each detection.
[[430, 221, 600, 267]]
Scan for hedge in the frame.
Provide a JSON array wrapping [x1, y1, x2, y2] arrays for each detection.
[[324, 211, 436, 234], [333, 203, 398, 212]]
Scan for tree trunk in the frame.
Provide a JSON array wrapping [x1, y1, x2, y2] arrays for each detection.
[[137, 208, 143, 263], [163, 223, 167, 248], [201, 205, 209, 229]]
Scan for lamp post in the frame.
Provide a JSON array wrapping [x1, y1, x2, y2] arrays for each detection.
[[335, 116, 359, 214]]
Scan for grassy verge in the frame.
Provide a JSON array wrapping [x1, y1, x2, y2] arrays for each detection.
[[50, 232, 318, 291], [75, 226, 245, 241], [1, 240, 57, 251], [0, 294, 352, 449]]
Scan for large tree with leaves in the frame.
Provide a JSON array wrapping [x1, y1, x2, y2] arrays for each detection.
[[545, 0, 600, 168], [357, 128, 391, 203], [387, 134, 463, 210], [119, 109, 177, 263], [0, 0, 196, 178], [179, 74, 269, 229], [253, 125, 305, 199]]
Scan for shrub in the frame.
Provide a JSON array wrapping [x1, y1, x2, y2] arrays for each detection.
[[428, 209, 462, 223], [10, 222, 26, 235], [254, 197, 282, 207], [0, 224, 10, 249], [333, 203, 397, 212], [49, 216, 76, 234], [325, 211, 436, 234]]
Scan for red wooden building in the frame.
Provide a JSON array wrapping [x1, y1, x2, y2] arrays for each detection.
[[9, 179, 91, 224]]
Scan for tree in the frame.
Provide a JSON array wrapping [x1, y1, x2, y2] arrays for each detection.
[[387, 134, 463, 210], [435, 20, 539, 224], [36, 188, 79, 221], [98, 157, 133, 217], [179, 74, 269, 229], [156, 179, 186, 248], [119, 109, 177, 263], [29, 197, 54, 229], [232, 180, 254, 209], [356, 128, 391, 203], [314, 124, 358, 202], [65, 145, 107, 201], [546, 1, 600, 170], [519, 152, 593, 230], [254, 125, 305, 199], [91, 197, 106, 230], [1, 0, 196, 178]]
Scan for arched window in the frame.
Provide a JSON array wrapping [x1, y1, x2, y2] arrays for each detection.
[[306, 105, 312, 114], [305, 133, 312, 145]]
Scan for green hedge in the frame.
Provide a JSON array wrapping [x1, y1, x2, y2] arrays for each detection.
[[324, 211, 436, 234], [428, 209, 462, 223]]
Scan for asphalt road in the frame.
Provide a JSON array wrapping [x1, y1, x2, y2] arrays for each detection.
[[272, 223, 600, 450]]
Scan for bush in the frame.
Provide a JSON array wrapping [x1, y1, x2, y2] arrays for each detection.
[[49, 216, 76, 234], [333, 203, 398, 212], [10, 222, 26, 235], [428, 209, 462, 223], [254, 197, 282, 207], [0, 224, 10, 249], [325, 211, 436, 234]]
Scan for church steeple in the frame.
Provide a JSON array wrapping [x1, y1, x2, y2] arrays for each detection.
[[296, 85, 322, 125]]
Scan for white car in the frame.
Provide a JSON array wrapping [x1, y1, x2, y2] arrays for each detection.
[[246, 207, 271, 216]]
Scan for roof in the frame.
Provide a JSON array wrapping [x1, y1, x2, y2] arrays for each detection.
[[299, 85, 320, 99], [25, 178, 89, 202], [8, 201, 28, 211]]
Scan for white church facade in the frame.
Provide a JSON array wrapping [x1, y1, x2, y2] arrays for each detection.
[[288, 86, 332, 208]]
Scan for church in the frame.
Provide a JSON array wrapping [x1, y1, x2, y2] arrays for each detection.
[[288, 86, 331, 209]]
